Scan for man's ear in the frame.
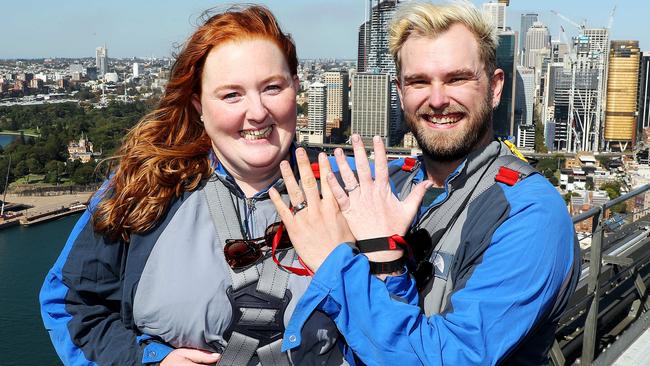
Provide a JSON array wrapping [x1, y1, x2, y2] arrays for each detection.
[[191, 93, 202, 115], [490, 68, 505, 109]]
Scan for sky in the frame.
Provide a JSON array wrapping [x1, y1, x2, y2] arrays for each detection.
[[1, 0, 648, 60]]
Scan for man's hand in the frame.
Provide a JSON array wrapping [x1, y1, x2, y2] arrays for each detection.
[[328, 135, 431, 262], [160, 348, 221, 365], [269, 148, 355, 272]]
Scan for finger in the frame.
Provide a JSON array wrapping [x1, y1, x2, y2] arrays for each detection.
[[327, 172, 350, 212], [318, 152, 334, 200], [295, 148, 321, 206], [177, 349, 221, 364], [269, 187, 294, 226], [351, 134, 372, 186], [279, 160, 305, 207], [403, 180, 433, 219], [372, 136, 389, 187], [334, 148, 359, 193]]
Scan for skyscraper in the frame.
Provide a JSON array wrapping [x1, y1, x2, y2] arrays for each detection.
[[604, 41, 640, 150], [307, 82, 327, 144], [482, 1, 506, 31], [515, 66, 535, 127], [494, 30, 517, 138], [357, 21, 370, 72], [367, 0, 401, 146], [524, 22, 550, 68], [95, 45, 108, 76], [322, 71, 350, 140], [133, 63, 143, 78], [637, 54, 650, 139], [520, 13, 538, 57], [351, 73, 390, 144]]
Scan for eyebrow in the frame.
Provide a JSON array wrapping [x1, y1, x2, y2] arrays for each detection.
[[402, 68, 480, 83]]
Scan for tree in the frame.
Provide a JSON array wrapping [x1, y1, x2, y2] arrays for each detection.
[[533, 106, 548, 153], [71, 164, 97, 185]]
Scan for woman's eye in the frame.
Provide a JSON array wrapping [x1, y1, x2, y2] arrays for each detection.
[[223, 92, 240, 101], [265, 85, 282, 93]]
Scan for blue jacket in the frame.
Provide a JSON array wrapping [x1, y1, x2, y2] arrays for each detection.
[[282, 142, 579, 365]]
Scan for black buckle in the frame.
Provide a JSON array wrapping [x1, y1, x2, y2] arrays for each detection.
[[222, 282, 292, 348]]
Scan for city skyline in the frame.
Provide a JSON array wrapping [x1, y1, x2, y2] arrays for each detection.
[[2, 0, 648, 60]]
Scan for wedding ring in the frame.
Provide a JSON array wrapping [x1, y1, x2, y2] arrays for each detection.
[[291, 201, 308, 214], [344, 183, 360, 193]]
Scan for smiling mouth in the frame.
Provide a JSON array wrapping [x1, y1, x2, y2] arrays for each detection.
[[421, 113, 464, 125], [240, 125, 273, 140]]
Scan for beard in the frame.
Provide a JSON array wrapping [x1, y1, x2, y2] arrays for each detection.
[[405, 89, 494, 162]]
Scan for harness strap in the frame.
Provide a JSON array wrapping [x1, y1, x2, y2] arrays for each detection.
[[203, 175, 293, 366]]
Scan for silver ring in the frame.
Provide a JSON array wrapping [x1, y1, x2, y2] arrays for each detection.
[[291, 201, 308, 214], [344, 183, 360, 193]]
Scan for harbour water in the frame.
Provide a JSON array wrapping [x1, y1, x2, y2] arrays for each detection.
[[0, 213, 80, 366], [0, 133, 18, 148]]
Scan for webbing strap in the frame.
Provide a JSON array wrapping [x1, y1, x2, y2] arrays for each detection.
[[219, 332, 259, 366], [257, 339, 291, 366], [240, 308, 277, 324], [203, 174, 292, 365]]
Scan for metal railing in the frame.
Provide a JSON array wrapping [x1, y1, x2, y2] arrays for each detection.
[[552, 184, 650, 365]]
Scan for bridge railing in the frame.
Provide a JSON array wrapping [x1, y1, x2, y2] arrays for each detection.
[[551, 184, 650, 365]]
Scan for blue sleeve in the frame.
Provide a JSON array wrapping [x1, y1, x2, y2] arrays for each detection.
[[39, 188, 171, 365], [283, 179, 575, 365]]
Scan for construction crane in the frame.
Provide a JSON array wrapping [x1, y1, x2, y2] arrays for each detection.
[[551, 10, 586, 32]]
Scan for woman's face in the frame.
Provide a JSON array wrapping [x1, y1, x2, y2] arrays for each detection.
[[193, 38, 298, 178]]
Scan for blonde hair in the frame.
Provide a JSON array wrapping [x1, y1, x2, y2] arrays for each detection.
[[389, 1, 499, 77]]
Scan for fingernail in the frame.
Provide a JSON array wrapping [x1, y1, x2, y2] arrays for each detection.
[[280, 161, 289, 169], [373, 135, 381, 142], [297, 148, 305, 157], [335, 148, 343, 156], [352, 134, 360, 142]]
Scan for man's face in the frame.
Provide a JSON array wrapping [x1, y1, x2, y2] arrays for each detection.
[[397, 23, 504, 162]]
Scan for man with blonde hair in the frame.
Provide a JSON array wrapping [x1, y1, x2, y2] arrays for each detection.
[[278, 2, 579, 365]]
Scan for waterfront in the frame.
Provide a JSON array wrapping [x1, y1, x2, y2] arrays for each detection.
[[0, 213, 80, 365], [0, 133, 17, 148]]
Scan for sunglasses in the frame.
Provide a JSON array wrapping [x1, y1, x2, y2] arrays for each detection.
[[223, 222, 313, 276]]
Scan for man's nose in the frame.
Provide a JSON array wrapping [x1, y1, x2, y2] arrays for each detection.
[[427, 83, 450, 110]]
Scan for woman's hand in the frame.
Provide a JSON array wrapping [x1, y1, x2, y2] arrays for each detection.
[[269, 148, 354, 272], [160, 348, 221, 365]]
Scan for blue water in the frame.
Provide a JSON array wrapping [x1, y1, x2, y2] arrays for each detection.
[[0, 133, 18, 148], [0, 214, 80, 366]]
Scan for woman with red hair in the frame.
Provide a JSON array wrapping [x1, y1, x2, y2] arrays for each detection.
[[40, 5, 352, 365]]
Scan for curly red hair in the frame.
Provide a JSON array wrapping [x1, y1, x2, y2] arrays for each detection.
[[93, 5, 298, 242]]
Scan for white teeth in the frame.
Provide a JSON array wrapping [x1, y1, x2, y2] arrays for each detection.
[[240, 126, 272, 140], [424, 115, 462, 125]]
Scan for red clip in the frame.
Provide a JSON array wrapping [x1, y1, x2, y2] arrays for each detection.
[[310, 162, 320, 179], [495, 166, 520, 186], [402, 157, 417, 172]]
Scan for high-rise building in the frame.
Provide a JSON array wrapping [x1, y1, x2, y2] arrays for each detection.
[[322, 71, 350, 139], [604, 41, 640, 150], [482, 1, 506, 31], [515, 66, 535, 127], [307, 82, 327, 144], [357, 21, 370, 72], [96, 45, 108, 76], [494, 30, 517, 138], [517, 124, 536, 150], [520, 13, 538, 56], [351, 73, 390, 144], [637, 54, 650, 139], [367, 0, 401, 146], [524, 22, 550, 68], [133, 63, 143, 78]]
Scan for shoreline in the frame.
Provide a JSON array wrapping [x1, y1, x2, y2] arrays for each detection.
[[2, 192, 92, 217]]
